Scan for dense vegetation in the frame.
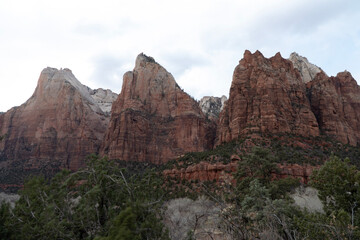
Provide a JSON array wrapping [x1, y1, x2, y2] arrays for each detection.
[[0, 155, 169, 240], [165, 133, 360, 169], [1, 140, 360, 239], [219, 149, 360, 239]]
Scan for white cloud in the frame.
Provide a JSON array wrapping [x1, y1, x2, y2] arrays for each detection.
[[1, 0, 360, 111]]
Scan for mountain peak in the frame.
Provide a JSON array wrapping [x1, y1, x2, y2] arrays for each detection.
[[102, 54, 215, 164], [32, 67, 103, 114], [135, 53, 157, 69], [289, 52, 324, 83]]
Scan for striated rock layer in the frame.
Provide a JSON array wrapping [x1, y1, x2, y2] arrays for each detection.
[[216, 50, 319, 145], [163, 160, 316, 184], [101, 53, 216, 164], [0, 68, 110, 187]]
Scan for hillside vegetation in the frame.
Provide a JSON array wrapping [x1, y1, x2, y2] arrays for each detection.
[[1, 145, 360, 239]]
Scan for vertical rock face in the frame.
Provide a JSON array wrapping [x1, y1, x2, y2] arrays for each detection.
[[199, 95, 227, 121], [216, 50, 319, 145], [101, 53, 215, 164], [308, 71, 360, 145], [0, 68, 110, 186], [289, 52, 324, 83]]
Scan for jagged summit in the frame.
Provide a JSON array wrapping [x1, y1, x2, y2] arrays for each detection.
[[289, 52, 324, 83], [120, 53, 187, 117], [216, 50, 320, 145], [217, 49, 360, 146], [135, 52, 157, 68], [102, 53, 215, 164]]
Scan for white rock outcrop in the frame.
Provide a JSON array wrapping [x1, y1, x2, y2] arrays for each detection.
[[289, 52, 324, 83], [199, 95, 227, 120], [89, 88, 118, 116]]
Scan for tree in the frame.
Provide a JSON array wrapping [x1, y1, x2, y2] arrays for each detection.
[[311, 155, 360, 238], [235, 147, 299, 202], [0, 202, 13, 239], [6, 155, 169, 240], [311, 156, 360, 225], [221, 178, 301, 240], [96, 205, 169, 240]]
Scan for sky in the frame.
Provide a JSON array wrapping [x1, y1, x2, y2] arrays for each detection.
[[1, 0, 360, 112]]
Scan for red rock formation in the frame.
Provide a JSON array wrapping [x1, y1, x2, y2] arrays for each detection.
[[163, 161, 316, 184], [308, 71, 360, 145], [276, 164, 317, 184], [216, 50, 319, 145], [101, 53, 215, 164], [0, 68, 109, 187], [164, 161, 238, 184]]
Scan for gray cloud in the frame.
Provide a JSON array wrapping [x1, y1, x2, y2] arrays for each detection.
[[1, 0, 360, 112], [159, 53, 209, 77], [89, 55, 132, 93]]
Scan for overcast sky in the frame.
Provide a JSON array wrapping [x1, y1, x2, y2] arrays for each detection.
[[1, 0, 359, 112]]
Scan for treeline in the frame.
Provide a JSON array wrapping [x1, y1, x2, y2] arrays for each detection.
[[1, 149, 360, 239]]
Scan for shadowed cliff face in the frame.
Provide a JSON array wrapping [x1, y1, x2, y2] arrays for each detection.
[[216, 50, 320, 145], [308, 71, 360, 145], [101, 53, 216, 164], [0, 68, 111, 188]]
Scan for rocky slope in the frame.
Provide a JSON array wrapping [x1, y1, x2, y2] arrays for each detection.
[[289, 52, 324, 83], [199, 95, 227, 121], [101, 53, 216, 164], [0, 68, 112, 187], [216, 50, 320, 145]]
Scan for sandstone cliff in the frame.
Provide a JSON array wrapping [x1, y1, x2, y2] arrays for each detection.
[[216, 50, 319, 145], [0, 68, 111, 187], [2, 50, 360, 191], [101, 53, 216, 164], [308, 71, 360, 145]]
